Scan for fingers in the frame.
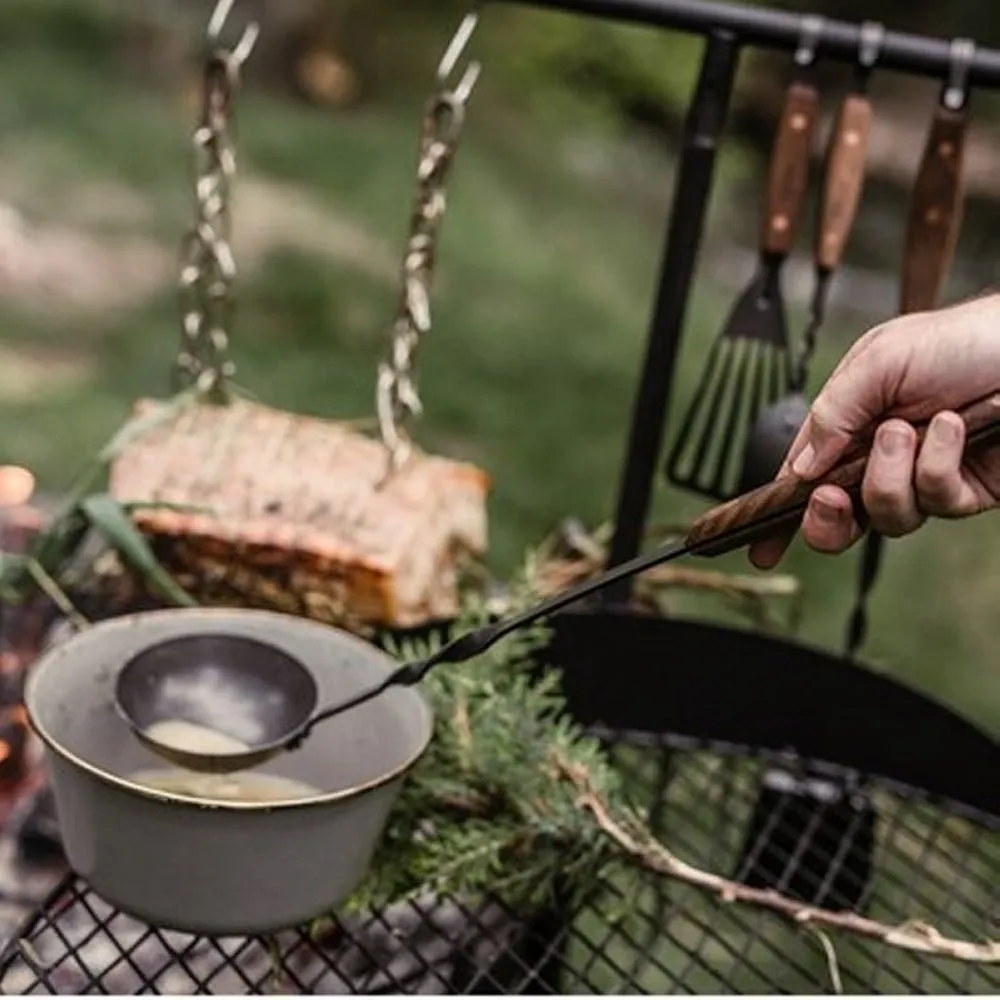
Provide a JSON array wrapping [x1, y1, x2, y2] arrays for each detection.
[[748, 527, 795, 570], [860, 419, 925, 537], [800, 485, 863, 553], [749, 484, 864, 568], [749, 411, 980, 571], [914, 411, 980, 517], [863, 411, 982, 525], [749, 484, 865, 568]]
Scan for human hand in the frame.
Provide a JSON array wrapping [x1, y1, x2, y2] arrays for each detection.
[[749, 293, 1000, 569]]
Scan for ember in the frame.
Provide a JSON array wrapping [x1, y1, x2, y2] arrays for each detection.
[[0, 608, 67, 944], [0, 474, 72, 938]]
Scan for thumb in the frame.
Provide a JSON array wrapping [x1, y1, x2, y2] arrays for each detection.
[[785, 410, 855, 481], [788, 345, 893, 480]]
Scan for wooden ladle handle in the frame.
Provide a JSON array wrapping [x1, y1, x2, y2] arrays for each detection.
[[686, 392, 1000, 556]]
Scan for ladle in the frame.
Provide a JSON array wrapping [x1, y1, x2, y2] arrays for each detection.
[[115, 391, 1000, 774]]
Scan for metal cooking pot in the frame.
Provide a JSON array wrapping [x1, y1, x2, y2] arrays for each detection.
[[23, 608, 433, 936]]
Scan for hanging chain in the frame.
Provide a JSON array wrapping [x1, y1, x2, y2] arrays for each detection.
[[376, 13, 481, 471], [174, 0, 259, 400]]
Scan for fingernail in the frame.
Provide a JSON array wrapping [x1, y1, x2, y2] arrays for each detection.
[[791, 442, 817, 478], [878, 427, 908, 457], [930, 413, 961, 445], [811, 495, 841, 525]]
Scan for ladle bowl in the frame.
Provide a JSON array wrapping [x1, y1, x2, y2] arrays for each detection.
[[115, 633, 321, 773]]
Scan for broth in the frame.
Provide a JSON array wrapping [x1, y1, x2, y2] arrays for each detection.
[[129, 767, 321, 803]]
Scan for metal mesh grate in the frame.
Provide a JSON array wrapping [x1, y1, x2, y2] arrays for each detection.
[[1, 732, 996, 995]]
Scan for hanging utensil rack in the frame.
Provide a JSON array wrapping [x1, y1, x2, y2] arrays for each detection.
[[1, 0, 999, 995], [497, 0, 1000, 603]]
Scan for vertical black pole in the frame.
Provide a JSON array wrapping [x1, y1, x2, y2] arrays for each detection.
[[603, 29, 740, 602]]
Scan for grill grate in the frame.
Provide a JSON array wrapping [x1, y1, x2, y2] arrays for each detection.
[[0, 732, 996, 995]]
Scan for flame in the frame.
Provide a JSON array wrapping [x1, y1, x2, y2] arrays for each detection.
[[0, 466, 34, 509], [0, 739, 12, 765]]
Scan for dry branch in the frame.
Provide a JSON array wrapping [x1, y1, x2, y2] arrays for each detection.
[[554, 754, 1000, 965]]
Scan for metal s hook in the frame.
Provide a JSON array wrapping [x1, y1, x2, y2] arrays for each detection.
[[854, 20, 884, 88], [793, 14, 823, 72], [206, 0, 260, 68], [943, 36, 975, 112], [437, 12, 482, 104]]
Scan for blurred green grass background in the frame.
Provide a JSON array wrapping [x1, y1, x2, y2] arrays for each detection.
[[0, 0, 995, 739]]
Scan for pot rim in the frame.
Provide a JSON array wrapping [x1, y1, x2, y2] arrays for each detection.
[[25, 608, 435, 813]]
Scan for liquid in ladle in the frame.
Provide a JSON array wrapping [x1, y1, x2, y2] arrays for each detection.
[[143, 718, 252, 757]]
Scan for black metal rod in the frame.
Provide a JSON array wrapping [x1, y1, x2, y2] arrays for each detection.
[[602, 31, 739, 598], [490, 0, 1000, 84]]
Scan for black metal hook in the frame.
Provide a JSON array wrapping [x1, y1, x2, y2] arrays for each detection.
[[943, 36, 976, 111], [793, 14, 823, 73], [437, 12, 482, 104], [205, 0, 259, 67], [854, 20, 884, 89]]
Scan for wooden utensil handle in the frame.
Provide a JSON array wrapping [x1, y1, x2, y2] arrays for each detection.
[[816, 94, 872, 272], [686, 391, 1000, 555], [899, 103, 969, 314], [761, 80, 820, 257]]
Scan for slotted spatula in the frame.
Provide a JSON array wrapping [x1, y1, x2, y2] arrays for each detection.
[[666, 31, 820, 502]]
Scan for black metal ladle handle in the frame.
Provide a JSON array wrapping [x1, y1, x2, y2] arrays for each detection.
[[285, 534, 692, 747], [290, 391, 1000, 747]]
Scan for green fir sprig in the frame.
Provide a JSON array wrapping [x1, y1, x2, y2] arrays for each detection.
[[346, 564, 623, 914]]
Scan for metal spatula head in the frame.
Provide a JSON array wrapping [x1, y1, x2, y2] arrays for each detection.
[[738, 391, 811, 494], [666, 266, 792, 502]]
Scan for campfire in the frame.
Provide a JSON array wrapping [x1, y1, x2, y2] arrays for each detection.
[[0, 470, 69, 946]]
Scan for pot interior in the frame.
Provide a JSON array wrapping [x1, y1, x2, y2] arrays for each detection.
[[26, 609, 433, 801]]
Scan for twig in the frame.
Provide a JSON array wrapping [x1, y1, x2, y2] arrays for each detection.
[[533, 520, 800, 617], [537, 555, 798, 596], [24, 558, 89, 631], [532, 555, 799, 599], [554, 755, 1000, 965], [17, 939, 52, 973], [262, 934, 284, 994], [810, 928, 844, 994]]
